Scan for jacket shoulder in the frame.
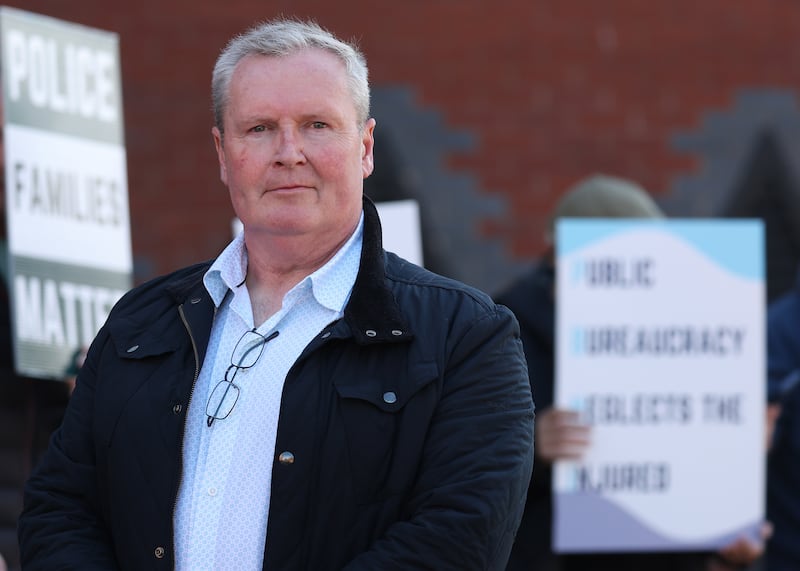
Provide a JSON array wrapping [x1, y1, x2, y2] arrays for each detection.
[[384, 252, 506, 318], [109, 261, 212, 320]]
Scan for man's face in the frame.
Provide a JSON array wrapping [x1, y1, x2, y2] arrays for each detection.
[[213, 49, 375, 244]]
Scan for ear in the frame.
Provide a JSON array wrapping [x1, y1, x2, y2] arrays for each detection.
[[361, 118, 376, 179], [212, 126, 228, 186]]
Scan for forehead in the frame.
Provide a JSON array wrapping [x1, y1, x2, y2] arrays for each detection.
[[226, 49, 355, 117]]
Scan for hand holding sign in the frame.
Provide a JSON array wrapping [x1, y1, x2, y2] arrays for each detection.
[[536, 407, 591, 462]]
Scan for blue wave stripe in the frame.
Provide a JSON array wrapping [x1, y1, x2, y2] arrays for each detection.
[[556, 219, 764, 280]]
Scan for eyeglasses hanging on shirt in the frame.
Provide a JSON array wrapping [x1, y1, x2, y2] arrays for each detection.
[[206, 329, 280, 427]]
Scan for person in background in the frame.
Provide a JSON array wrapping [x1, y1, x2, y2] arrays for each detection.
[[498, 174, 767, 571], [764, 267, 800, 571], [18, 18, 534, 570]]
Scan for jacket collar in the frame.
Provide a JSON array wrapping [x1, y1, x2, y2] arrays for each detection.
[[343, 196, 411, 344]]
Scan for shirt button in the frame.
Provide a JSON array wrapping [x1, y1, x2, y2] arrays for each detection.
[[154, 546, 165, 559], [126, 345, 139, 353], [172, 403, 183, 414], [391, 329, 403, 336], [278, 451, 295, 465], [365, 329, 377, 337], [321, 331, 331, 339], [208, 487, 217, 496], [383, 391, 398, 404]]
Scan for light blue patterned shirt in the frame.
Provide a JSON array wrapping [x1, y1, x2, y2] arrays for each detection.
[[174, 214, 363, 570]]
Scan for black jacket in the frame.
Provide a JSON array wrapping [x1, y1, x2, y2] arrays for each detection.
[[495, 261, 557, 571], [19, 198, 535, 570]]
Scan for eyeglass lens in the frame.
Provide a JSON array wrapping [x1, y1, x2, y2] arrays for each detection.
[[206, 329, 279, 427], [206, 375, 241, 422], [231, 330, 268, 368]]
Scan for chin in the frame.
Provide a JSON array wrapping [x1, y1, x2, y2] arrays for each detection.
[[244, 218, 313, 238]]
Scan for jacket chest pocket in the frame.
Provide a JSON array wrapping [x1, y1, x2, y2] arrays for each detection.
[[333, 361, 439, 505]]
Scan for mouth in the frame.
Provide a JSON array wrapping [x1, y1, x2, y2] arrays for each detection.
[[267, 184, 312, 193]]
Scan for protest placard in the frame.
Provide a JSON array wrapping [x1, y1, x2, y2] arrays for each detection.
[[1, 7, 132, 378], [554, 219, 764, 552]]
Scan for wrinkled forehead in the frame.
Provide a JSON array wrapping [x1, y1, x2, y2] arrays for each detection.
[[226, 50, 359, 119]]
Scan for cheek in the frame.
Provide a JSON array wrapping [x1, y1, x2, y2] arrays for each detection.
[[313, 149, 352, 182], [233, 156, 250, 174], [232, 146, 252, 168], [334, 142, 370, 180], [226, 149, 261, 184]]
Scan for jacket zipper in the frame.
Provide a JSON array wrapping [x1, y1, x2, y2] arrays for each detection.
[[170, 303, 202, 565]]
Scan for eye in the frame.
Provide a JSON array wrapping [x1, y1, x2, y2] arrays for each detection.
[[311, 121, 327, 129], [251, 125, 266, 133]]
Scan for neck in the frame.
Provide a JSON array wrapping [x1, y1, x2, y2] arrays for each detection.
[[243, 224, 356, 325]]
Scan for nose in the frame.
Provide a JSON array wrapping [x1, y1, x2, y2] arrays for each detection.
[[273, 126, 306, 166]]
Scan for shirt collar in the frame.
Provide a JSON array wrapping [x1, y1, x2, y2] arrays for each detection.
[[308, 212, 363, 313], [203, 232, 248, 308], [203, 213, 364, 314]]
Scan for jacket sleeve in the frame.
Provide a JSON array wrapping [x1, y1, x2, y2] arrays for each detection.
[[17, 328, 120, 570], [343, 305, 535, 571]]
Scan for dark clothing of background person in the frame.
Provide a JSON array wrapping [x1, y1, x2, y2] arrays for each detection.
[[498, 259, 711, 571], [0, 277, 70, 571], [765, 271, 800, 571], [18, 199, 535, 571], [497, 260, 557, 571]]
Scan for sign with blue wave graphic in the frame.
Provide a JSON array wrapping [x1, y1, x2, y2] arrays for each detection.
[[554, 219, 765, 552]]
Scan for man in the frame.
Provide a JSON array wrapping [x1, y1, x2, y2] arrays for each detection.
[[17, 18, 534, 571], [498, 174, 766, 571]]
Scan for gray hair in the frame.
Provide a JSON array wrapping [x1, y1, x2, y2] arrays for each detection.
[[212, 19, 370, 134]]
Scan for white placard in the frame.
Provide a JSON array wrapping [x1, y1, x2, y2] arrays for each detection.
[[1, 7, 132, 379], [375, 199, 423, 266], [7, 124, 131, 270], [553, 219, 765, 552]]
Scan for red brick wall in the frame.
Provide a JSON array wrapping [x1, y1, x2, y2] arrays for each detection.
[[11, 0, 800, 280]]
